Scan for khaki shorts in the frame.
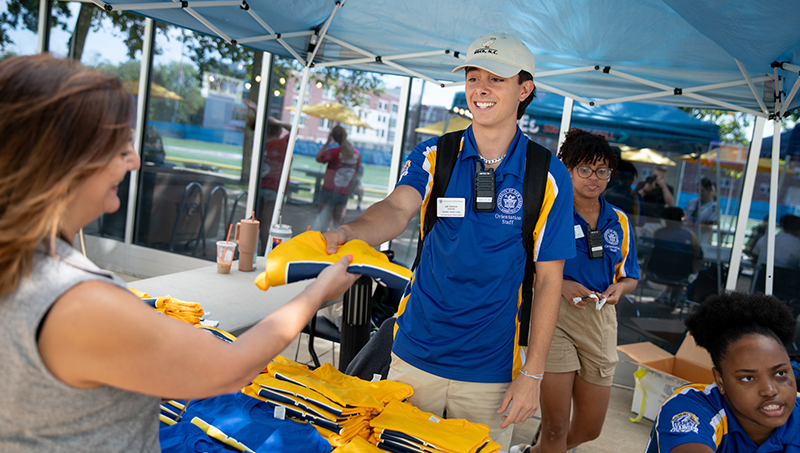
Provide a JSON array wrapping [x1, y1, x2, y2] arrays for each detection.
[[387, 353, 513, 451], [544, 296, 618, 386]]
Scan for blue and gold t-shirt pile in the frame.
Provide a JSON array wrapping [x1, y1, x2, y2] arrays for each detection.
[[158, 356, 501, 452], [244, 358, 413, 449]]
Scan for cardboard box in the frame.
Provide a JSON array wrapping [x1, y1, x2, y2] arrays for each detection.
[[616, 334, 714, 421]]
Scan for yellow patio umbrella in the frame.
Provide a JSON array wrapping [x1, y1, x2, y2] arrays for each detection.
[[286, 102, 372, 129], [414, 116, 472, 135], [121, 79, 184, 101], [679, 147, 795, 174], [620, 147, 677, 166]]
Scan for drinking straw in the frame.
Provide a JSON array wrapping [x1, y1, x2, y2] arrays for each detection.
[[251, 211, 255, 220], [221, 223, 233, 261], [307, 225, 311, 231]]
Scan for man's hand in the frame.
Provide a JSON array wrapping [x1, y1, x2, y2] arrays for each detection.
[[497, 373, 541, 429], [321, 227, 348, 254]]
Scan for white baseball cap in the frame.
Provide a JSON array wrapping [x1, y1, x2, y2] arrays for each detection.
[[452, 32, 535, 79]]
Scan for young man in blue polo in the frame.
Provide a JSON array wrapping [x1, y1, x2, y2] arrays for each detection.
[[322, 32, 575, 449]]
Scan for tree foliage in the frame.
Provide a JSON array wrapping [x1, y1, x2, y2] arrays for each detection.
[[681, 107, 799, 145], [679, 108, 751, 144]]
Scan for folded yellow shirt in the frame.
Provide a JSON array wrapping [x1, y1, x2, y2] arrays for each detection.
[[331, 435, 383, 453], [370, 400, 500, 453], [129, 288, 205, 325], [254, 231, 411, 291], [267, 362, 413, 413]]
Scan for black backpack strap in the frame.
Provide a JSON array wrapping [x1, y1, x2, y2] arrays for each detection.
[[411, 130, 464, 271], [518, 140, 552, 347]]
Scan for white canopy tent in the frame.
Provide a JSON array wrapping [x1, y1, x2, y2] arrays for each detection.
[[63, 0, 800, 292]]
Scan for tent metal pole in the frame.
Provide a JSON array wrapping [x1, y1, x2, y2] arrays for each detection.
[[36, 0, 51, 53], [380, 77, 411, 252], [534, 81, 592, 105], [725, 116, 766, 291], [780, 76, 800, 118], [557, 97, 574, 152], [536, 66, 596, 78], [765, 120, 782, 295], [245, 52, 272, 221], [125, 17, 155, 248], [268, 64, 312, 245], [314, 50, 454, 68], [714, 146, 722, 291], [735, 59, 770, 117]]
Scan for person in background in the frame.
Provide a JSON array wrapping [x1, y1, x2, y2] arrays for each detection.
[[258, 116, 292, 254], [685, 177, 718, 226], [744, 215, 769, 259], [751, 214, 800, 270], [315, 125, 361, 231], [514, 129, 639, 453], [647, 292, 798, 452], [143, 124, 165, 165], [652, 206, 703, 310], [637, 164, 675, 220], [602, 159, 644, 226], [0, 54, 359, 451], [321, 32, 576, 450], [685, 177, 718, 245]]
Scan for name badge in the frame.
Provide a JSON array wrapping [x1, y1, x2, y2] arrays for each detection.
[[574, 225, 584, 239], [437, 198, 465, 217]]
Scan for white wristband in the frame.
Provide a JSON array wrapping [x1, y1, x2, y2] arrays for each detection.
[[519, 370, 544, 381]]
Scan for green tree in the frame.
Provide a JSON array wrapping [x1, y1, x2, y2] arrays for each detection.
[[310, 66, 385, 107], [681, 107, 800, 145], [148, 60, 205, 126], [679, 108, 750, 144]]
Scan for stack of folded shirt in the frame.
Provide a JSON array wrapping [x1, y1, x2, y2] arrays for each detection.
[[370, 400, 501, 453], [129, 287, 205, 324], [159, 392, 331, 453], [244, 359, 413, 448]]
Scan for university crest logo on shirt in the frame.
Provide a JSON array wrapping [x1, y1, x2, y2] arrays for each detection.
[[603, 229, 619, 246], [670, 412, 700, 434], [497, 188, 522, 215]]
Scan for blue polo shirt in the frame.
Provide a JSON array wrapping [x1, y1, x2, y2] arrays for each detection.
[[393, 126, 575, 383], [563, 197, 639, 292], [650, 383, 800, 452]]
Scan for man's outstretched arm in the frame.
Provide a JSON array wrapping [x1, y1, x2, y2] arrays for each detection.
[[322, 185, 422, 253]]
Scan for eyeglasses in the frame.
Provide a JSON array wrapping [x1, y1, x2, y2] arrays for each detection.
[[576, 166, 612, 180]]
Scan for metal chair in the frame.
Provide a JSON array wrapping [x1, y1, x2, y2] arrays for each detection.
[[169, 182, 204, 253]]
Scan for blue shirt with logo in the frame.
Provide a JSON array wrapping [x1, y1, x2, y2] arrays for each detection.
[[563, 197, 639, 293], [649, 383, 800, 452], [393, 126, 575, 383]]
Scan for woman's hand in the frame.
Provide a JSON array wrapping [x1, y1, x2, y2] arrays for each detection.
[[308, 254, 360, 302], [562, 279, 599, 310], [600, 278, 638, 306], [600, 283, 624, 306]]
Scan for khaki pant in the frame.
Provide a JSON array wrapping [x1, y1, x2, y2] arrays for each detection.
[[544, 296, 618, 386], [387, 353, 513, 451]]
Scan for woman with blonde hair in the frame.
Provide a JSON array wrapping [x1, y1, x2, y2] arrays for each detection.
[[0, 54, 359, 451], [315, 124, 361, 231]]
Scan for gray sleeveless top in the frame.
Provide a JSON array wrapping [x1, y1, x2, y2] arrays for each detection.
[[0, 238, 160, 452]]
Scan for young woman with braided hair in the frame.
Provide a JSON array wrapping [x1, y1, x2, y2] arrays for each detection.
[[648, 292, 799, 452]]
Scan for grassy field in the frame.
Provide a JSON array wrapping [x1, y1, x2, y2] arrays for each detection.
[[162, 137, 391, 191]]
